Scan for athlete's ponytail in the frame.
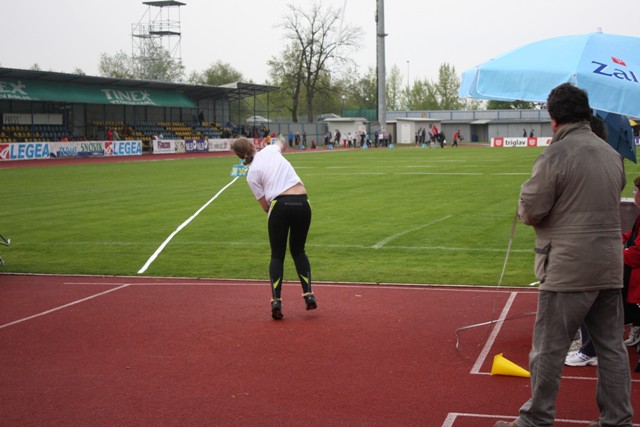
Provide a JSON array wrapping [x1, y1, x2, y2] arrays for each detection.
[[231, 137, 256, 165]]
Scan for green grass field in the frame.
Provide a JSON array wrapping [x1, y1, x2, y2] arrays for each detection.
[[2, 146, 639, 286]]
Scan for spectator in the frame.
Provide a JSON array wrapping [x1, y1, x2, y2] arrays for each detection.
[[452, 129, 462, 148], [494, 83, 632, 427], [621, 176, 640, 346]]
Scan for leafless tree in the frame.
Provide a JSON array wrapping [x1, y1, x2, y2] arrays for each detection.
[[278, 1, 362, 122]]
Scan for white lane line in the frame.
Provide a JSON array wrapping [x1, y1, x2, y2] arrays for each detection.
[[0, 284, 130, 330], [470, 291, 518, 374], [442, 413, 615, 426], [372, 215, 452, 249], [137, 176, 239, 274]]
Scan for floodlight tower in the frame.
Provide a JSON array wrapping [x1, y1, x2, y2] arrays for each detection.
[[132, 1, 185, 75], [375, 0, 387, 134]]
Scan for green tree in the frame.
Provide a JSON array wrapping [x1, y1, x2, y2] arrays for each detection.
[[345, 66, 377, 111], [267, 43, 305, 122], [406, 79, 439, 110], [99, 44, 184, 82], [434, 63, 463, 110], [486, 100, 537, 110], [98, 51, 136, 79], [386, 65, 403, 111], [188, 60, 244, 86]]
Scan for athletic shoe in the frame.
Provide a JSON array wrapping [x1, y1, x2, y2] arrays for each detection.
[[624, 326, 640, 347], [588, 422, 601, 427], [493, 421, 517, 427], [565, 351, 598, 367], [303, 293, 317, 310], [271, 299, 283, 320]]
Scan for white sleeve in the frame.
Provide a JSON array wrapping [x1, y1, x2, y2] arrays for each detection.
[[247, 170, 265, 200]]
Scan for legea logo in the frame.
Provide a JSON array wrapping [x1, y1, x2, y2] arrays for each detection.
[[0, 144, 9, 160]]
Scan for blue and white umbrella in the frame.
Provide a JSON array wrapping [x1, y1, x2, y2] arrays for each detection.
[[459, 31, 639, 162], [595, 109, 636, 163], [459, 31, 640, 118]]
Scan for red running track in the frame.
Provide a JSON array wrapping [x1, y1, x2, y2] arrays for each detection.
[[1, 274, 639, 426]]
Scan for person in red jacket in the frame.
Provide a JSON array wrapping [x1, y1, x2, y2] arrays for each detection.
[[452, 129, 462, 147], [622, 176, 640, 345]]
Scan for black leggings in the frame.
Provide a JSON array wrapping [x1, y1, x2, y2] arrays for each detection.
[[267, 195, 312, 299]]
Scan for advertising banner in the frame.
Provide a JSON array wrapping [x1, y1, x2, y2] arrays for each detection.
[[0, 142, 51, 160], [0, 140, 142, 161], [0, 78, 196, 108], [174, 140, 186, 154], [185, 139, 209, 153], [491, 137, 551, 148], [210, 139, 232, 152], [153, 139, 176, 154]]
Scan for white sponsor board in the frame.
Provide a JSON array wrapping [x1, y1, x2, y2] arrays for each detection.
[[153, 139, 176, 154], [153, 138, 233, 154], [491, 137, 551, 148], [210, 139, 232, 152]]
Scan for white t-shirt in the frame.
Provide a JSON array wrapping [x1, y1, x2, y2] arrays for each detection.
[[247, 144, 303, 203]]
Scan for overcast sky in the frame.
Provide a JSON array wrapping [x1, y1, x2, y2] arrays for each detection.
[[2, 0, 639, 85]]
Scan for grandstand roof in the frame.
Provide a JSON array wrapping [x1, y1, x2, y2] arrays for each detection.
[[0, 68, 279, 105]]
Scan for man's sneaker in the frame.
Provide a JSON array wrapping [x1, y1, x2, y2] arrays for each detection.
[[303, 292, 317, 310], [565, 350, 598, 367], [624, 326, 640, 347], [271, 299, 283, 320]]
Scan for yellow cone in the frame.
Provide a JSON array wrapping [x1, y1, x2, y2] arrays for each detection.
[[491, 353, 530, 378]]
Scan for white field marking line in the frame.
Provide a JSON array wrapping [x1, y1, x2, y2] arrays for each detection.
[[493, 172, 531, 175], [394, 172, 482, 175], [0, 284, 130, 330], [19, 241, 533, 253], [137, 176, 240, 274], [470, 291, 517, 375], [441, 413, 633, 426], [372, 215, 453, 249], [63, 281, 533, 292]]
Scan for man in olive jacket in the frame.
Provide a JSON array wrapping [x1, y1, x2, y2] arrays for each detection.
[[495, 83, 633, 427]]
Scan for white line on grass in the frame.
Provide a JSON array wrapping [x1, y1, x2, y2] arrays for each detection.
[[372, 215, 453, 249], [137, 176, 240, 274], [12, 241, 533, 253], [0, 284, 130, 330], [394, 172, 482, 175]]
